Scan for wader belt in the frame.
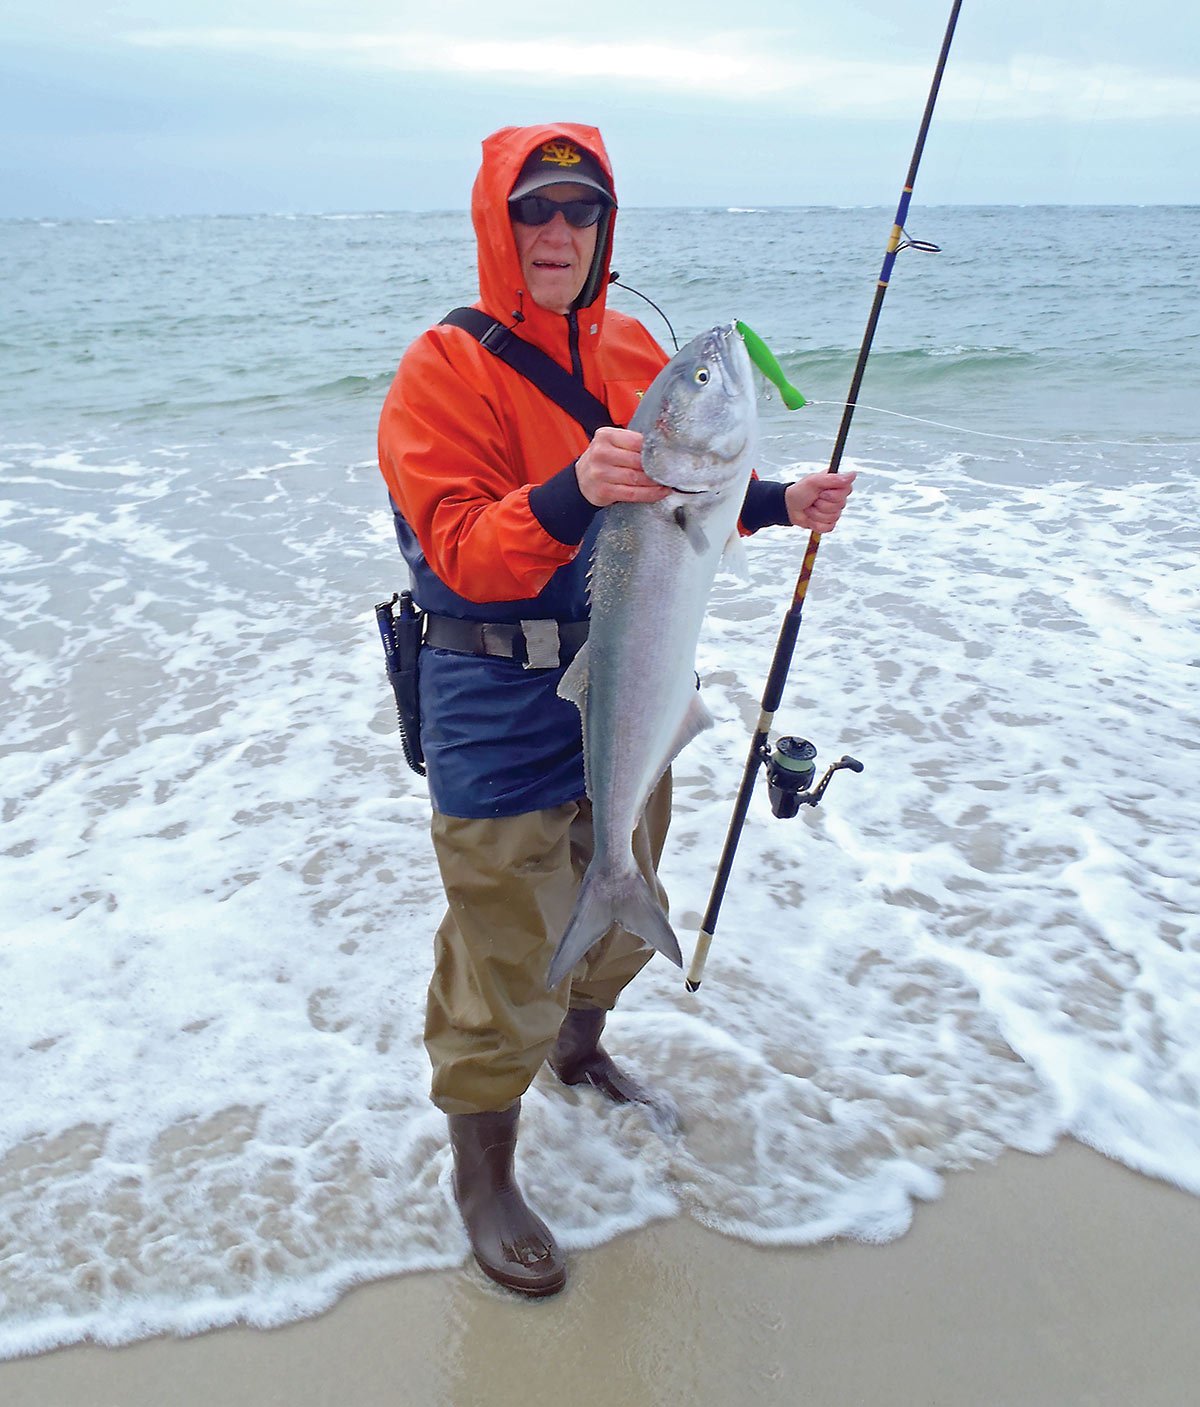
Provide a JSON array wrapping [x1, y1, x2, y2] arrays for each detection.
[[425, 614, 589, 670]]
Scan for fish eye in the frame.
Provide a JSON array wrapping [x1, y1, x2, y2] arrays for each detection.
[[694, 367, 711, 385]]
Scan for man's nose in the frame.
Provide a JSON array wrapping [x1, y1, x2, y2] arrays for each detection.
[[541, 211, 573, 237]]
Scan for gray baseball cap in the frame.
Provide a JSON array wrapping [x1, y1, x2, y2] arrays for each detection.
[[508, 138, 615, 204]]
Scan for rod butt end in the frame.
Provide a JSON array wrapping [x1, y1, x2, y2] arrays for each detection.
[[686, 928, 715, 993]]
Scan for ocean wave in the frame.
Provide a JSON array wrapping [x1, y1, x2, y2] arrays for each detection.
[[102, 372, 394, 427], [791, 344, 1039, 368]]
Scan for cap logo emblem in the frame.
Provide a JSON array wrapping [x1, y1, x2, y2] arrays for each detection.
[[540, 141, 582, 168]]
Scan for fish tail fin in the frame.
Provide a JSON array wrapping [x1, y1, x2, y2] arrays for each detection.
[[546, 863, 683, 990]]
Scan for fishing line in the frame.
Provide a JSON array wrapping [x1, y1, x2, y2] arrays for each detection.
[[931, 3, 1112, 204], [937, 55, 991, 202], [802, 400, 1200, 449]]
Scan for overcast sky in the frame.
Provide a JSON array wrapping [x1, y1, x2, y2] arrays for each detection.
[[3, 0, 1198, 216]]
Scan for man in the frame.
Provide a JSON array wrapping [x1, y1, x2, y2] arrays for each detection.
[[378, 124, 853, 1297]]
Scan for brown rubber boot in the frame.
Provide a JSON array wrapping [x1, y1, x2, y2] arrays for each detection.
[[447, 1103, 566, 1297], [549, 1007, 670, 1118]]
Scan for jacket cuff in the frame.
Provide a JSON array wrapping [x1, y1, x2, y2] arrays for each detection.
[[739, 478, 791, 534], [528, 462, 601, 546]]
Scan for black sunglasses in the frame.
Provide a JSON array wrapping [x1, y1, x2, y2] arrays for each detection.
[[508, 194, 608, 229]]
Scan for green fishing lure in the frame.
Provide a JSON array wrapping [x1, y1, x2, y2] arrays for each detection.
[[735, 320, 807, 410]]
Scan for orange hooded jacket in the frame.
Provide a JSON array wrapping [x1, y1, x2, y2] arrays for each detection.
[[378, 123, 668, 606]]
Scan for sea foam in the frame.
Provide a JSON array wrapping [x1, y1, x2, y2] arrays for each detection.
[[2, 431, 1196, 1357]]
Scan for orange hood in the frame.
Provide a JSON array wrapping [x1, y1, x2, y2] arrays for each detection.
[[471, 124, 616, 361]]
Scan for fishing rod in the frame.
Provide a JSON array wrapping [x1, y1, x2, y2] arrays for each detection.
[[686, 0, 964, 993]]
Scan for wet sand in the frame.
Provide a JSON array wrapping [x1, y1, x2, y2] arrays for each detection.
[[3, 1139, 1198, 1407]]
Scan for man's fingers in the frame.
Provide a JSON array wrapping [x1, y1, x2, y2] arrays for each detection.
[[598, 468, 665, 492], [603, 479, 669, 503], [595, 427, 644, 450]]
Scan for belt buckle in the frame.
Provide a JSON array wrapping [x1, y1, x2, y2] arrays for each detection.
[[478, 622, 512, 659], [520, 619, 561, 670]]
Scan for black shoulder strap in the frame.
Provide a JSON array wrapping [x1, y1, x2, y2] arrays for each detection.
[[441, 307, 614, 438]]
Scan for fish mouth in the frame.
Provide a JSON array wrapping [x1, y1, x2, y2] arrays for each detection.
[[707, 321, 740, 351], [703, 323, 749, 393]]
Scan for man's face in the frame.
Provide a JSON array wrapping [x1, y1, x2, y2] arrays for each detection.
[[510, 183, 601, 315]]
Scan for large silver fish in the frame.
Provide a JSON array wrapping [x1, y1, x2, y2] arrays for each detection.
[[546, 322, 758, 989]]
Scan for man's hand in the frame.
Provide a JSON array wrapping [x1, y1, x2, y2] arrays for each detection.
[[785, 471, 857, 533], [576, 428, 671, 508]]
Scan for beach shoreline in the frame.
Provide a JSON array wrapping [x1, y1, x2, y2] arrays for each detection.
[[3, 1139, 1198, 1407]]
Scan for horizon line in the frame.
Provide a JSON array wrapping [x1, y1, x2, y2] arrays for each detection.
[[4, 201, 1199, 224]]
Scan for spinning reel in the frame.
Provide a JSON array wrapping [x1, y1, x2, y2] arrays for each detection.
[[762, 735, 863, 819]]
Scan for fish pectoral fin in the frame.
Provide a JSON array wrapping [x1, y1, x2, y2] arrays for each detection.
[[672, 505, 711, 556], [546, 864, 682, 990], [720, 532, 752, 582]]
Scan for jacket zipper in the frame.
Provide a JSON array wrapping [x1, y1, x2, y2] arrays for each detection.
[[567, 312, 583, 381]]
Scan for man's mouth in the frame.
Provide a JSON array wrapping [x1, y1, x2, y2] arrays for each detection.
[[533, 260, 571, 270]]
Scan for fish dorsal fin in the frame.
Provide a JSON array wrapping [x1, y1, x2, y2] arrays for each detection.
[[558, 640, 589, 718], [558, 642, 591, 792], [673, 505, 711, 556]]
